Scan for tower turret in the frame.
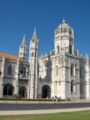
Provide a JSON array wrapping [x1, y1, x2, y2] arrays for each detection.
[[19, 34, 27, 61], [29, 28, 39, 98], [54, 19, 74, 54]]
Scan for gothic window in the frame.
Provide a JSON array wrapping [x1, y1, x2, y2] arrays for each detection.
[[69, 29, 72, 35], [69, 45, 72, 54], [19, 86, 26, 98], [42, 85, 51, 98], [35, 52, 36, 57], [23, 56, 25, 60], [3, 84, 14, 96], [20, 67, 26, 77], [45, 61, 48, 67], [71, 80, 74, 93], [80, 67, 82, 78], [57, 46, 60, 54], [63, 28, 67, 33], [71, 65, 74, 76], [8, 65, 12, 75], [32, 52, 34, 57]]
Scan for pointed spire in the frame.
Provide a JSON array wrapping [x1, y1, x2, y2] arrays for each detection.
[[80, 54, 82, 58], [76, 49, 79, 56], [50, 50, 52, 55], [32, 28, 37, 41], [86, 54, 89, 65], [17, 56, 20, 63], [45, 52, 47, 56], [41, 53, 43, 57], [22, 34, 26, 45], [86, 53, 89, 60]]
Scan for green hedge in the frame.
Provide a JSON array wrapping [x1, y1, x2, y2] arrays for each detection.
[[0, 98, 56, 101], [0, 98, 71, 101]]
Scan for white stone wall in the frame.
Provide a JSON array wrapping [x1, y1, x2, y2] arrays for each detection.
[[0, 57, 29, 98], [80, 57, 90, 99]]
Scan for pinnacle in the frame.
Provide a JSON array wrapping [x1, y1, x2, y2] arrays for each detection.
[[22, 34, 26, 44], [32, 28, 37, 41]]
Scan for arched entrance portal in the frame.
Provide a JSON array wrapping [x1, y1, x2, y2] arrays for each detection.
[[42, 85, 51, 98], [3, 84, 14, 96], [19, 87, 26, 98]]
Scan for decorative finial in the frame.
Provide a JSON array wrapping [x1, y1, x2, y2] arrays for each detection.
[[62, 18, 66, 23], [41, 53, 43, 57]]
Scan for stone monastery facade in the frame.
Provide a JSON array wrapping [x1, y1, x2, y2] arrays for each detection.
[[0, 19, 90, 100]]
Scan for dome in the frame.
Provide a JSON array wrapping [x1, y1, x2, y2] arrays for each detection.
[[55, 19, 73, 35]]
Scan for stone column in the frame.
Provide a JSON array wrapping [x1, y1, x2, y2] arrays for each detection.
[[35, 57, 38, 99], [27, 65, 31, 98], [0, 56, 5, 98], [85, 55, 90, 99], [73, 63, 76, 93]]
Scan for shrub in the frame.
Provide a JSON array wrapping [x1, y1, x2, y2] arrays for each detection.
[[66, 97, 71, 101], [13, 94, 21, 98]]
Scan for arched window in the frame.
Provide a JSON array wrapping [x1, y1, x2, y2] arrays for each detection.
[[80, 67, 82, 78], [57, 46, 60, 54], [19, 86, 26, 98], [71, 80, 74, 93], [63, 28, 67, 33], [20, 67, 26, 77], [71, 65, 73, 76], [35, 52, 36, 57], [32, 52, 34, 57], [8, 65, 12, 75], [42, 85, 51, 98], [3, 84, 14, 96], [45, 61, 48, 67], [69, 45, 72, 54], [69, 29, 72, 35]]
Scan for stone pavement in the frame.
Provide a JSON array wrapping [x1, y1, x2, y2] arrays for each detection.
[[0, 99, 90, 116], [0, 107, 90, 115]]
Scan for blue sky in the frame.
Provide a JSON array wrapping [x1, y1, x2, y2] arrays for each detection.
[[0, 0, 90, 57]]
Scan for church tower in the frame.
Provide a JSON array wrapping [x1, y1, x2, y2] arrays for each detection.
[[54, 19, 74, 54], [29, 28, 39, 98], [19, 34, 27, 61]]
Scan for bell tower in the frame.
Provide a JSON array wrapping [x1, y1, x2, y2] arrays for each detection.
[[54, 19, 74, 54], [19, 34, 27, 61], [29, 28, 39, 98]]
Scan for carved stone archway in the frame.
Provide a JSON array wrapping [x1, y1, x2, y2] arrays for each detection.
[[3, 84, 14, 96], [19, 86, 26, 98], [42, 85, 51, 98]]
